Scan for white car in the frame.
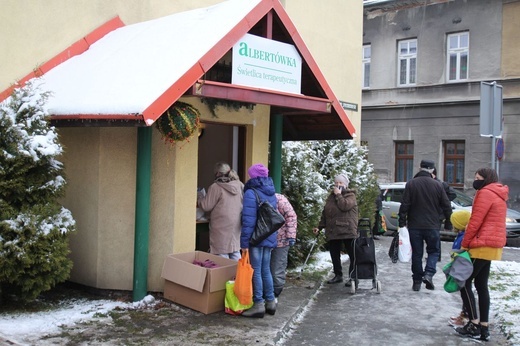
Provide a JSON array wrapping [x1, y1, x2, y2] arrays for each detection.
[[380, 182, 520, 241]]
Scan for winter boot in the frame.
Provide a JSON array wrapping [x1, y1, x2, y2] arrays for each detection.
[[480, 324, 490, 341], [265, 300, 277, 315], [456, 321, 481, 338], [422, 274, 435, 290], [242, 302, 265, 318], [327, 275, 343, 284]]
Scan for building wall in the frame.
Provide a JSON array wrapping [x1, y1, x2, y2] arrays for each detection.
[[363, 0, 502, 89], [59, 99, 270, 291], [284, 0, 364, 139], [59, 127, 138, 289], [501, 1, 520, 77], [0, 0, 222, 91], [361, 0, 520, 207]]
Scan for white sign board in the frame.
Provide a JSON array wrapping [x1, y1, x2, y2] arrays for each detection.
[[232, 33, 302, 94]]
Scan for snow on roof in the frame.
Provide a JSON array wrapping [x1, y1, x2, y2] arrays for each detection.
[[39, 0, 261, 117]]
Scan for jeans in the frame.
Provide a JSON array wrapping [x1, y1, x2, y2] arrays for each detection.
[[216, 251, 241, 260], [249, 246, 275, 303], [408, 228, 440, 281], [270, 246, 289, 297]]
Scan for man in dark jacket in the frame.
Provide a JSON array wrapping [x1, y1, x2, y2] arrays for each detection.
[[398, 159, 453, 292]]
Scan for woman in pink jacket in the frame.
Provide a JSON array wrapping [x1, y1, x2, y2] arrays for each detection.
[[456, 168, 508, 342]]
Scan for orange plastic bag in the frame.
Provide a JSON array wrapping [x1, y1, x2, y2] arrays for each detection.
[[234, 250, 254, 305]]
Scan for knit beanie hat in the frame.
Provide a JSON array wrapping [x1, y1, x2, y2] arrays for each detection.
[[420, 159, 435, 174], [451, 210, 471, 231], [334, 173, 350, 187], [248, 163, 269, 179]]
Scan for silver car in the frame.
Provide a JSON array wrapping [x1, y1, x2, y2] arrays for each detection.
[[380, 182, 520, 240]]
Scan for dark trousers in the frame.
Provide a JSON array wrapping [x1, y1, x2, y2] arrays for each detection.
[[408, 228, 440, 281], [460, 258, 491, 323], [328, 238, 355, 277]]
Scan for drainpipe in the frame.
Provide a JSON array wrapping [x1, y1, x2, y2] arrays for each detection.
[[133, 126, 152, 302], [269, 114, 283, 193]]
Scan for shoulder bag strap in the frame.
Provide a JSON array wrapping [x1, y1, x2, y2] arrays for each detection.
[[251, 188, 261, 206]]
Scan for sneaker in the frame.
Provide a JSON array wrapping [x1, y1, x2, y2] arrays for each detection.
[[412, 280, 421, 291], [480, 325, 490, 341], [456, 321, 481, 338], [422, 275, 435, 290]]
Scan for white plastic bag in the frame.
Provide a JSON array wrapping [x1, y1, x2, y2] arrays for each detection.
[[398, 226, 412, 262]]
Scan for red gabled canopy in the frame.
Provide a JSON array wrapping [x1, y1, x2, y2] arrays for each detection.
[[1, 0, 356, 140]]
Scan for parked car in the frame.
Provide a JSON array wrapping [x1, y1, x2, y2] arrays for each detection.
[[380, 182, 520, 241]]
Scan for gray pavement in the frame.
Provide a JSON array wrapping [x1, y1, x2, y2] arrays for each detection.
[[280, 236, 512, 346], [1, 236, 515, 345]]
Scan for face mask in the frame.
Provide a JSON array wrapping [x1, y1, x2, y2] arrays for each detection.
[[473, 179, 485, 190]]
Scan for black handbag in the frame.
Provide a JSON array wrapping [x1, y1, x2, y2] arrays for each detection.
[[388, 231, 399, 263], [249, 189, 285, 246]]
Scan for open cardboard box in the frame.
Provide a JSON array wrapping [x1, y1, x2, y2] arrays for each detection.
[[161, 251, 237, 314]]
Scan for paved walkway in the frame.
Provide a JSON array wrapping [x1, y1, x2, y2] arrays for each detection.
[[280, 236, 511, 345], [0, 236, 514, 345]]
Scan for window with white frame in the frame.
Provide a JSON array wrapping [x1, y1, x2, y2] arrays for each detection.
[[398, 39, 417, 86], [447, 32, 469, 82], [362, 44, 371, 89]]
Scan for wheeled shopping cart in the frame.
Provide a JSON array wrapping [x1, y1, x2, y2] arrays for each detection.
[[347, 218, 381, 294]]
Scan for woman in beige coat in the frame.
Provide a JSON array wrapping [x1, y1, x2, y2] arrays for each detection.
[[198, 162, 244, 260]]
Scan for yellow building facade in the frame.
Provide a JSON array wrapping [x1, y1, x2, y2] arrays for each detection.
[[1, 0, 362, 293]]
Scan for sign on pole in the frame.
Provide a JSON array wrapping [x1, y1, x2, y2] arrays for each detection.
[[480, 81, 503, 171], [480, 81, 503, 137]]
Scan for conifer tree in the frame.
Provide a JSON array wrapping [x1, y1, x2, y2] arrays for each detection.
[[0, 79, 76, 303], [281, 140, 379, 268]]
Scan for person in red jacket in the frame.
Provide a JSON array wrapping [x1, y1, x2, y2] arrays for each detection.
[[456, 168, 508, 342]]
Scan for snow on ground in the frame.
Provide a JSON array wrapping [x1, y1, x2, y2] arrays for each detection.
[[0, 249, 519, 345]]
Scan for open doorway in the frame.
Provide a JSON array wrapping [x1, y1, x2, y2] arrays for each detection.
[[196, 122, 246, 251]]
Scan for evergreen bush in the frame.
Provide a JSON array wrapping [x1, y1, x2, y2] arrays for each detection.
[[0, 79, 76, 303], [280, 140, 379, 269]]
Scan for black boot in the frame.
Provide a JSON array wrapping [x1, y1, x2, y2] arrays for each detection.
[[327, 275, 343, 284]]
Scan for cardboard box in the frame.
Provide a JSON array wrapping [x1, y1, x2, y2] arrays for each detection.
[[161, 251, 238, 314]]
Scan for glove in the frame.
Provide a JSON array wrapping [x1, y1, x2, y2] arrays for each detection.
[[288, 239, 296, 247]]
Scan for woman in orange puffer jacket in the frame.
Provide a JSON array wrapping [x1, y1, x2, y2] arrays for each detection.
[[455, 168, 508, 342]]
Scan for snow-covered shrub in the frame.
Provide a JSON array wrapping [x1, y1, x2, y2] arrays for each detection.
[[0, 79, 76, 302], [281, 140, 379, 268]]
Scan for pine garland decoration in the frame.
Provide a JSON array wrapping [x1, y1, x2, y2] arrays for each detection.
[[156, 102, 201, 144]]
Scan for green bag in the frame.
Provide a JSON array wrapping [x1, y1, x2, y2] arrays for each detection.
[[443, 250, 472, 293], [224, 280, 253, 315], [443, 275, 460, 293]]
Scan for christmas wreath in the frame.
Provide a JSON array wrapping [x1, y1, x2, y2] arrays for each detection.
[[156, 101, 201, 144]]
